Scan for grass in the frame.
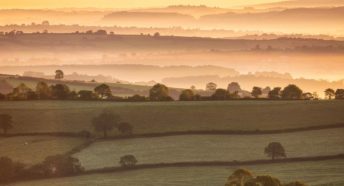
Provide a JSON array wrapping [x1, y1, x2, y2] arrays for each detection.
[[0, 100, 343, 135], [73, 128, 344, 170], [11, 159, 344, 186], [0, 136, 86, 165]]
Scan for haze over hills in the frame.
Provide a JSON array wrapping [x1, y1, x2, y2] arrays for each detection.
[[1, 33, 344, 81], [1, 4, 344, 36], [251, 0, 344, 9]]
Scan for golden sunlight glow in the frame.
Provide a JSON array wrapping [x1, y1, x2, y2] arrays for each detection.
[[0, 0, 283, 9]]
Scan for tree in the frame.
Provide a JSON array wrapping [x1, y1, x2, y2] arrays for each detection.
[[225, 169, 307, 186], [324, 88, 335, 100], [36, 81, 51, 99], [227, 82, 242, 94], [281, 84, 303, 100], [0, 93, 5, 100], [0, 114, 13, 135], [264, 142, 287, 160], [225, 169, 253, 186], [251, 87, 262, 98], [212, 89, 230, 100], [179, 89, 194, 101], [78, 90, 95, 100], [50, 84, 70, 99], [149, 83, 172, 101], [268, 87, 281, 99], [206, 82, 217, 91], [117, 122, 133, 136], [94, 84, 112, 99], [9, 83, 36, 100], [0, 157, 24, 182], [119, 155, 137, 168], [41, 155, 84, 177], [302, 92, 313, 100], [335, 89, 344, 99], [55, 70, 64, 80], [95, 30, 107, 35], [92, 110, 121, 138], [255, 176, 281, 186], [153, 32, 160, 37], [127, 94, 146, 102]]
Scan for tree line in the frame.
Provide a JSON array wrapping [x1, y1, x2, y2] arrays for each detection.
[[0, 71, 343, 101]]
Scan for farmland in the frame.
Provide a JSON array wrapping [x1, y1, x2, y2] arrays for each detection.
[[0, 100, 343, 185], [74, 128, 344, 170], [0, 136, 86, 165], [0, 100, 343, 135], [11, 159, 344, 186]]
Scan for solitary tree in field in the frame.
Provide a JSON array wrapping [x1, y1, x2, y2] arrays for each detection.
[[117, 122, 133, 136], [264, 142, 286, 160], [0, 114, 13, 135], [324, 88, 335, 100], [92, 110, 121, 138], [119, 155, 137, 168], [55, 70, 64, 80], [94, 84, 112, 99], [251, 87, 262, 98]]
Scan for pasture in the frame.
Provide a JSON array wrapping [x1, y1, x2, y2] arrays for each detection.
[[0, 100, 343, 135], [11, 159, 344, 186], [0, 136, 86, 165], [74, 128, 344, 170]]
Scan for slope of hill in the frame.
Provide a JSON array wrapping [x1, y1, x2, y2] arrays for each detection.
[[200, 7, 344, 34], [102, 11, 195, 27], [252, 0, 344, 9]]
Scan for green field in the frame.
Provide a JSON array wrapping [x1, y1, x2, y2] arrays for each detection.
[[0, 100, 343, 135], [12, 159, 344, 186], [74, 128, 344, 170], [0, 136, 86, 165]]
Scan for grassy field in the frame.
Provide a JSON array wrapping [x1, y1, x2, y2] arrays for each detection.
[[12, 159, 344, 186], [74, 128, 344, 170], [0, 136, 86, 165], [0, 100, 343, 135]]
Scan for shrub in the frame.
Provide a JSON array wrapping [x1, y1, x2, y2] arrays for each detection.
[[119, 155, 137, 168]]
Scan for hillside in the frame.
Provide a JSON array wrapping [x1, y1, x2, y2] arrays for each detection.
[[200, 7, 344, 34], [252, 0, 344, 9]]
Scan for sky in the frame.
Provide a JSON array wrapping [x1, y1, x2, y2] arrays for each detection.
[[0, 0, 284, 9]]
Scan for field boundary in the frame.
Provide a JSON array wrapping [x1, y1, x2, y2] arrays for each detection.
[[101, 122, 344, 141], [9, 154, 344, 185], [2, 123, 344, 140], [84, 154, 344, 175]]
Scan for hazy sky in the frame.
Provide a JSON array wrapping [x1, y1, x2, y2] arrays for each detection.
[[0, 0, 283, 9]]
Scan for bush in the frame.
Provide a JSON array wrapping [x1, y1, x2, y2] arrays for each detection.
[[119, 155, 137, 168], [127, 94, 146, 102], [0, 157, 25, 183]]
